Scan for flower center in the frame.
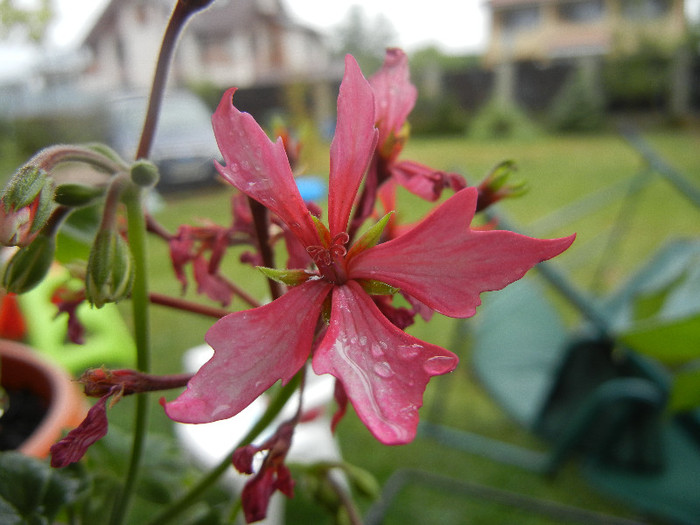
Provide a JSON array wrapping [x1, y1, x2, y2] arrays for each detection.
[[307, 232, 349, 284]]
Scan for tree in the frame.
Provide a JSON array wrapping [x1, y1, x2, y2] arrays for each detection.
[[335, 5, 397, 72], [0, 0, 52, 42]]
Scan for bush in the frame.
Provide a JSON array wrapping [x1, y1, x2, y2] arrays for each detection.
[[547, 66, 606, 133], [410, 95, 468, 136], [469, 99, 541, 140]]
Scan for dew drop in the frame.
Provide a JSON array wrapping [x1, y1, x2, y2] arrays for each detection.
[[399, 344, 422, 359], [373, 362, 394, 378], [423, 355, 457, 375], [370, 343, 384, 358]]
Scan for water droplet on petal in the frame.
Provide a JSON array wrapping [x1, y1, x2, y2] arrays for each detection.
[[370, 343, 384, 358], [423, 355, 457, 375], [374, 361, 394, 378], [399, 344, 422, 359]]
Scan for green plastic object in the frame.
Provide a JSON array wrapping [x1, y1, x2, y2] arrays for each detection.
[[473, 277, 570, 429], [17, 268, 136, 376], [471, 246, 700, 524]]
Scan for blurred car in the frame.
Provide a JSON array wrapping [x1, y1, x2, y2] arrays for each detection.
[[105, 90, 221, 191]]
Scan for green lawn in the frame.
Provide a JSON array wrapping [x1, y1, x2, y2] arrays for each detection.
[[107, 128, 699, 523]]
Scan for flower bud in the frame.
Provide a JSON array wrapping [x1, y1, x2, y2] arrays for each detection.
[[130, 160, 159, 187], [0, 166, 54, 246], [53, 183, 105, 207], [476, 160, 528, 213], [85, 229, 134, 308], [2, 233, 56, 294]]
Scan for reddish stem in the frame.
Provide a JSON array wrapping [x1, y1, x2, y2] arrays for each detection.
[[248, 198, 283, 300], [149, 292, 232, 318]]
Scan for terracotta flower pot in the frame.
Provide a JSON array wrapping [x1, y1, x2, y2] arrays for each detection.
[[0, 339, 86, 458]]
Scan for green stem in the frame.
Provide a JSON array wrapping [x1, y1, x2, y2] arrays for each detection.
[[145, 371, 303, 525], [108, 187, 151, 525]]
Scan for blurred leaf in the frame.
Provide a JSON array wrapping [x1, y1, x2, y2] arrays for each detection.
[[0, 452, 81, 524], [620, 313, 700, 366], [669, 366, 700, 412]]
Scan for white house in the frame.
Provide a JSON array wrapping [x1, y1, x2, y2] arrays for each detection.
[[80, 0, 339, 92]]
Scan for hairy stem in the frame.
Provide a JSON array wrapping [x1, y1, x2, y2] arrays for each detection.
[[108, 187, 151, 525]]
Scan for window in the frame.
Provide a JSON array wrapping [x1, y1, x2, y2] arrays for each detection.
[[558, 0, 604, 23], [621, 0, 671, 20], [501, 5, 541, 33]]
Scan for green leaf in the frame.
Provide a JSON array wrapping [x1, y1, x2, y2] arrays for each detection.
[[347, 212, 393, 260], [257, 267, 311, 286], [0, 452, 81, 524]]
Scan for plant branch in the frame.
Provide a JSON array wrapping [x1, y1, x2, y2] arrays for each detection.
[[149, 292, 232, 318], [135, 0, 213, 160], [248, 198, 283, 300]]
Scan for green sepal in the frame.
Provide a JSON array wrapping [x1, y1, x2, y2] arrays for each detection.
[[85, 229, 134, 308], [2, 233, 56, 294], [484, 160, 517, 190], [482, 160, 528, 197], [357, 279, 399, 296], [347, 212, 393, 260], [54, 183, 105, 207], [311, 215, 331, 247], [320, 293, 332, 324], [2, 165, 48, 211], [257, 267, 311, 287]]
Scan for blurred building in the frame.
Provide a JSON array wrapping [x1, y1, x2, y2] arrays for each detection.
[[484, 0, 687, 65], [478, 0, 693, 116], [80, 0, 338, 92]]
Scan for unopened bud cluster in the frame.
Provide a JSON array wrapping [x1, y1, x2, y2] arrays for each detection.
[[85, 228, 134, 308]]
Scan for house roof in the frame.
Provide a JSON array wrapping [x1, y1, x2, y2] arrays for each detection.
[[82, 0, 172, 48], [82, 0, 321, 48], [489, 0, 550, 7]]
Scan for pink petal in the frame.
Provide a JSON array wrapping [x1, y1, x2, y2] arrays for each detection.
[[327, 55, 378, 237], [192, 256, 234, 306], [312, 281, 458, 445], [164, 281, 332, 423], [349, 188, 575, 318], [50, 389, 113, 467], [212, 88, 319, 248], [370, 48, 418, 149], [389, 160, 447, 201]]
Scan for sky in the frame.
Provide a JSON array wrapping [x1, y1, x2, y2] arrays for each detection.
[[45, 0, 489, 54], [3, 0, 700, 82]]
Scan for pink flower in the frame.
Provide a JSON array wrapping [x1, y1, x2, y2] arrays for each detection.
[[231, 421, 295, 523], [169, 222, 235, 306], [164, 55, 575, 445], [368, 49, 466, 201]]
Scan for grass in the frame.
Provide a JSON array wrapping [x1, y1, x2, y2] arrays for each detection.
[[70, 127, 700, 522]]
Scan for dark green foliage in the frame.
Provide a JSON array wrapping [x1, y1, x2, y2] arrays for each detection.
[[410, 95, 468, 137], [603, 41, 672, 110], [547, 67, 606, 133]]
